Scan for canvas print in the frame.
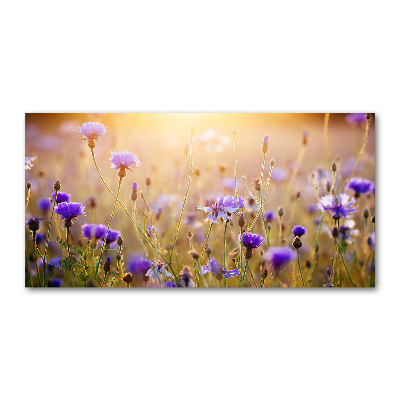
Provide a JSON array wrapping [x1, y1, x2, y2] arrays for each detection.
[[25, 113, 375, 288]]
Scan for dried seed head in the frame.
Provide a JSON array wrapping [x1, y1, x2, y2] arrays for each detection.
[[27, 218, 40, 232], [277, 206, 284, 218], [232, 126, 238, 136], [332, 226, 339, 238], [26, 181, 31, 189], [53, 179, 61, 191], [326, 268, 332, 277], [145, 177, 151, 186], [189, 126, 196, 136], [188, 250, 199, 260], [366, 113, 372, 121], [331, 162, 337, 172], [117, 236, 124, 246], [123, 272, 134, 285], [205, 246, 212, 255], [238, 213, 246, 228], [363, 209, 369, 220], [187, 230, 193, 238], [302, 131, 309, 145], [262, 135, 269, 153], [292, 236, 302, 250], [270, 158, 276, 167]]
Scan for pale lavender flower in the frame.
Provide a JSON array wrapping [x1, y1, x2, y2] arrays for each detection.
[[109, 151, 140, 172], [317, 193, 358, 220], [346, 113, 366, 125], [25, 156, 37, 170], [271, 167, 288, 182], [79, 122, 107, 142], [198, 195, 245, 223], [201, 257, 239, 279]]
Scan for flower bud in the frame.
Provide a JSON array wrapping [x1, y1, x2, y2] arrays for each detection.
[[145, 177, 151, 186], [277, 206, 284, 218], [27, 218, 40, 232], [89, 196, 97, 209], [270, 158, 276, 167], [331, 162, 337, 172], [117, 236, 123, 246], [123, 272, 134, 286], [188, 250, 199, 260], [326, 268, 332, 277], [205, 246, 212, 255], [189, 126, 196, 136], [302, 131, 309, 145], [292, 236, 302, 250], [332, 226, 339, 238], [187, 230, 193, 238], [53, 179, 61, 191], [371, 215, 375, 224], [261, 135, 268, 153], [103, 256, 111, 274], [238, 213, 246, 228], [366, 113, 372, 120], [232, 126, 238, 136], [131, 182, 138, 201], [363, 209, 369, 220], [116, 252, 122, 261], [26, 181, 31, 189]]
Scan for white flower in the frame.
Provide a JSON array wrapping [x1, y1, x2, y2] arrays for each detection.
[[25, 156, 37, 170]]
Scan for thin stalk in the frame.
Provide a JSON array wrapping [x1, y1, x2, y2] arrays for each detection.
[[25, 186, 31, 212], [233, 133, 238, 208], [43, 190, 58, 286], [297, 250, 305, 287], [32, 231, 41, 287], [199, 223, 213, 266], [339, 246, 355, 287], [305, 213, 324, 286], [284, 143, 306, 207]]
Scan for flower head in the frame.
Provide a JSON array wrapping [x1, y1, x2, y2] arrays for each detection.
[[266, 247, 296, 275], [27, 217, 41, 232], [292, 225, 307, 237], [51, 192, 71, 204], [367, 232, 375, 250], [241, 232, 264, 249], [109, 151, 140, 173], [201, 257, 239, 279], [128, 257, 152, 276], [37, 197, 52, 213], [347, 178, 375, 197], [79, 122, 107, 142], [346, 113, 366, 125], [81, 223, 107, 241], [265, 210, 276, 222], [25, 156, 37, 170], [54, 202, 85, 222], [146, 262, 172, 282], [104, 228, 121, 244], [317, 193, 358, 220], [198, 195, 245, 223]]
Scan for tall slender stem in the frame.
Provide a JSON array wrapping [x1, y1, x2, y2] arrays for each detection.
[[199, 223, 213, 266], [305, 213, 324, 286], [297, 250, 305, 287], [32, 231, 41, 287]]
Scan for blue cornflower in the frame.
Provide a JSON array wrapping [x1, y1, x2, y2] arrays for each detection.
[[201, 257, 240, 279], [51, 191, 71, 204], [317, 193, 358, 220], [266, 247, 296, 276], [54, 202, 85, 222], [265, 210, 276, 222], [198, 195, 245, 223], [347, 178, 375, 197], [48, 278, 63, 287], [241, 232, 264, 249], [292, 225, 307, 237], [37, 197, 52, 213], [104, 228, 121, 245], [81, 223, 107, 241], [127, 257, 151, 276]]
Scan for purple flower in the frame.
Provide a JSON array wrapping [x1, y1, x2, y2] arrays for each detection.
[[127, 257, 152, 276], [367, 232, 375, 250], [201, 257, 239, 279], [271, 168, 288, 182], [81, 223, 107, 241], [198, 195, 245, 223], [37, 197, 51, 213], [241, 232, 264, 249], [51, 192, 71, 204], [266, 247, 296, 275], [54, 202, 85, 221], [292, 225, 307, 237], [79, 122, 107, 141], [48, 278, 63, 287], [25, 156, 37, 170], [347, 178, 375, 197], [104, 228, 121, 244], [223, 177, 236, 191], [265, 210, 276, 222], [109, 151, 140, 171], [27, 217, 41, 232], [317, 193, 358, 220], [346, 113, 366, 125]]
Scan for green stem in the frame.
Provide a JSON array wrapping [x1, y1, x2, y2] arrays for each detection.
[[297, 250, 305, 287], [43, 190, 58, 286], [305, 213, 325, 286], [32, 231, 41, 287], [338, 245, 355, 287]]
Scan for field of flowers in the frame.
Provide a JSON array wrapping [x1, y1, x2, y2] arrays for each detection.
[[25, 113, 375, 288]]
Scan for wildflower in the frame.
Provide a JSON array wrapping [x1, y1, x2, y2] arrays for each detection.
[[201, 257, 239, 280], [27, 217, 41, 232], [123, 272, 134, 286], [103, 229, 121, 245], [146, 262, 172, 281], [262, 135, 268, 153], [109, 151, 140, 178], [131, 182, 138, 201], [367, 232, 375, 250], [265, 210, 276, 223], [81, 223, 107, 242], [103, 256, 112, 274], [292, 225, 307, 237], [266, 247, 296, 276], [53, 180, 61, 191], [179, 266, 195, 287], [271, 167, 288, 182], [79, 122, 107, 145], [51, 192, 71, 204], [37, 197, 51, 213], [198, 195, 245, 224], [345, 113, 366, 125], [241, 232, 264, 249], [336, 219, 359, 244], [54, 202, 85, 225], [347, 178, 375, 197], [317, 193, 358, 220], [128, 257, 151, 276], [25, 156, 37, 170]]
